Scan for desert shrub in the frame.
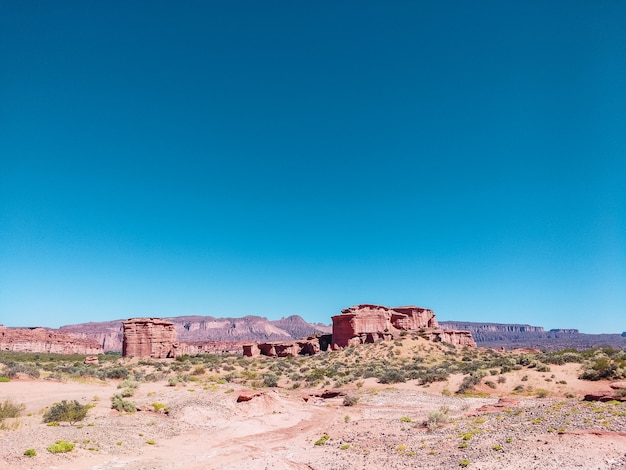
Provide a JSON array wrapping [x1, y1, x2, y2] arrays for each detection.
[[23, 449, 36, 457], [3, 363, 40, 379], [191, 365, 206, 375], [425, 409, 448, 430], [378, 369, 406, 384], [343, 395, 358, 406], [151, 403, 168, 413], [102, 367, 129, 380], [43, 400, 89, 425], [117, 380, 139, 390], [262, 373, 279, 387], [111, 394, 136, 412], [456, 370, 486, 394], [120, 387, 135, 397], [536, 363, 551, 373], [47, 440, 75, 453], [0, 399, 24, 421], [579, 351, 626, 381], [314, 433, 330, 446], [484, 380, 496, 389]]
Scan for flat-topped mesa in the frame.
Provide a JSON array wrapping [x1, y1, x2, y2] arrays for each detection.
[[0, 325, 103, 354], [122, 318, 178, 358], [332, 304, 475, 348]]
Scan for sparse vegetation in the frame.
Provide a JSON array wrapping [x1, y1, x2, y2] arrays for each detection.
[[314, 433, 330, 446], [42, 400, 89, 425], [0, 399, 24, 422], [343, 395, 358, 406], [47, 440, 75, 453], [111, 394, 136, 413]]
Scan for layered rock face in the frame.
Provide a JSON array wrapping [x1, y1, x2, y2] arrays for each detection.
[[122, 318, 178, 358], [0, 325, 103, 354], [332, 304, 475, 348]]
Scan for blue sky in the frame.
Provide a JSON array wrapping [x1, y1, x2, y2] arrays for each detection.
[[1, 1, 625, 333]]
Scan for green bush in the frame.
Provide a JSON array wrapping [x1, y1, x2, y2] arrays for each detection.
[[43, 400, 89, 425], [23, 449, 36, 457], [111, 394, 136, 412], [314, 433, 330, 446], [47, 440, 74, 453], [378, 369, 406, 384], [262, 373, 279, 387]]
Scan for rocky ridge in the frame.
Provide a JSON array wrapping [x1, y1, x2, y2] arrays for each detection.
[[440, 321, 626, 350], [0, 325, 103, 355], [60, 315, 330, 352]]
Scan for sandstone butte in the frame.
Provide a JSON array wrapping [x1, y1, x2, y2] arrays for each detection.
[[0, 324, 103, 355], [243, 304, 476, 358], [122, 318, 178, 359]]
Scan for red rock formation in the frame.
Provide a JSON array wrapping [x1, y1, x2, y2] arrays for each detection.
[[0, 325, 103, 354], [122, 318, 178, 358], [475, 397, 520, 413], [243, 335, 331, 358], [332, 304, 476, 349], [391, 306, 439, 329], [237, 390, 264, 402], [436, 329, 476, 347], [609, 381, 626, 390], [332, 305, 397, 348], [242, 343, 261, 357]]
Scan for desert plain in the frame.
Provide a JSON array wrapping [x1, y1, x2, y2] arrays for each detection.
[[1, 338, 626, 470]]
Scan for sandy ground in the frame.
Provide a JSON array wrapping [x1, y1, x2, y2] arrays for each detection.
[[1, 365, 626, 470]]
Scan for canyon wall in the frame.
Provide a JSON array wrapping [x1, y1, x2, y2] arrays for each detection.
[[0, 325, 103, 354]]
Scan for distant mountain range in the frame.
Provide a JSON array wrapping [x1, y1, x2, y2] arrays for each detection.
[[60, 315, 332, 352], [439, 321, 626, 351], [55, 315, 626, 352]]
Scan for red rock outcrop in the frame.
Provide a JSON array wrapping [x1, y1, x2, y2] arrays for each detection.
[[122, 318, 178, 358], [332, 305, 396, 347], [435, 329, 476, 347], [0, 325, 103, 354], [331, 304, 476, 348], [243, 335, 332, 358]]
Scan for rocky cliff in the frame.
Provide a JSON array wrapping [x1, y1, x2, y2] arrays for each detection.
[[0, 325, 103, 354], [122, 318, 177, 358]]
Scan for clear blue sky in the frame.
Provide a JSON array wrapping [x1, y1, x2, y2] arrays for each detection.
[[1, 1, 624, 333]]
